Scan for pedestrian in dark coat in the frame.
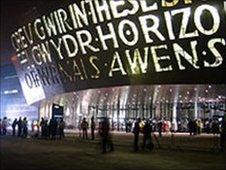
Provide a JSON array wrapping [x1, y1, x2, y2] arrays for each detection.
[[99, 118, 114, 153], [158, 120, 163, 137], [0, 119, 2, 135], [17, 117, 22, 137], [142, 120, 154, 151], [81, 118, 89, 139], [12, 118, 17, 136], [91, 116, 96, 140], [133, 118, 141, 152], [22, 117, 28, 138], [40, 117, 45, 138], [220, 118, 226, 152], [58, 118, 65, 139]]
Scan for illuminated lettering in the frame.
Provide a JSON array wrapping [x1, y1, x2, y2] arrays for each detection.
[[70, 2, 89, 28], [151, 45, 173, 72], [96, 23, 119, 50], [17, 28, 28, 49], [23, 23, 34, 45], [204, 38, 226, 67], [32, 45, 44, 65], [85, 0, 98, 24], [62, 34, 79, 58], [72, 60, 84, 80], [11, 34, 20, 52], [162, 0, 192, 7], [53, 11, 63, 34], [171, 7, 199, 39], [42, 13, 58, 37], [194, 5, 220, 35], [76, 30, 100, 54], [139, 15, 165, 43], [24, 73, 34, 88], [17, 51, 28, 64], [110, 0, 139, 19], [118, 20, 139, 46], [34, 18, 46, 40], [140, 0, 158, 12], [94, 0, 112, 22], [174, 41, 200, 70], [89, 56, 100, 79], [50, 38, 64, 60], [126, 48, 149, 74], [57, 9, 73, 33], [109, 52, 127, 77]]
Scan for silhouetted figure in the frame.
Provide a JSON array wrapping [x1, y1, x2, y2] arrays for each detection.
[[2, 117, 8, 135], [212, 120, 219, 135], [193, 119, 197, 135], [81, 118, 88, 139], [91, 116, 96, 140], [12, 118, 17, 136], [142, 120, 154, 151], [44, 120, 49, 139], [17, 117, 22, 137], [188, 119, 193, 135], [220, 118, 226, 152], [126, 120, 132, 133], [157, 120, 163, 137], [0, 119, 2, 135], [59, 118, 65, 139], [22, 117, 28, 138], [133, 118, 141, 152], [49, 118, 58, 140], [99, 118, 114, 153], [40, 117, 45, 138]]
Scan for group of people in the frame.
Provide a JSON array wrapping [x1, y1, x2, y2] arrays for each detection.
[[1, 115, 225, 153], [0, 117, 28, 138], [0, 116, 65, 140], [78, 117, 114, 153], [79, 117, 96, 140], [133, 118, 154, 152], [187, 118, 222, 136], [40, 117, 65, 140]]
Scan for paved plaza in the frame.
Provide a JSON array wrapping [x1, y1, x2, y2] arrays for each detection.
[[1, 132, 225, 170]]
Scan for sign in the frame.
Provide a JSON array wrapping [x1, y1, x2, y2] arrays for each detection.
[[11, 0, 226, 104], [52, 103, 64, 119]]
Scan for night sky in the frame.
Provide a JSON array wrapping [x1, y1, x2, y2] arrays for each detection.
[[0, 0, 43, 65]]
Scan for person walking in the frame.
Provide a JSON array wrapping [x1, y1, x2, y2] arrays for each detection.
[[0, 118, 2, 135], [220, 117, 226, 152], [12, 118, 17, 136], [142, 120, 154, 151], [81, 118, 89, 139], [157, 119, 163, 137], [22, 117, 28, 138], [49, 118, 58, 140], [58, 118, 65, 139], [2, 117, 8, 135], [99, 118, 114, 153], [133, 118, 141, 152], [40, 117, 45, 138], [17, 117, 22, 137], [91, 116, 96, 140]]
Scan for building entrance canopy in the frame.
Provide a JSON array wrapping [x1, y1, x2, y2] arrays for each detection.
[[10, 0, 226, 105], [39, 84, 226, 130]]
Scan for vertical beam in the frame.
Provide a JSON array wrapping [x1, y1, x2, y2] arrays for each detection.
[[172, 102, 178, 131], [194, 100, 198, 119], [117, 97, 120, 131]]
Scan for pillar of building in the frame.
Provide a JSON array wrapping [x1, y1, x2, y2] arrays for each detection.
[[194, 101, 198, 119], [172, 102, 178, 131]]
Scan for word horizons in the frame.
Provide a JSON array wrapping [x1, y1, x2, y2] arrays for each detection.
[[10, 0, 226, 104]]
